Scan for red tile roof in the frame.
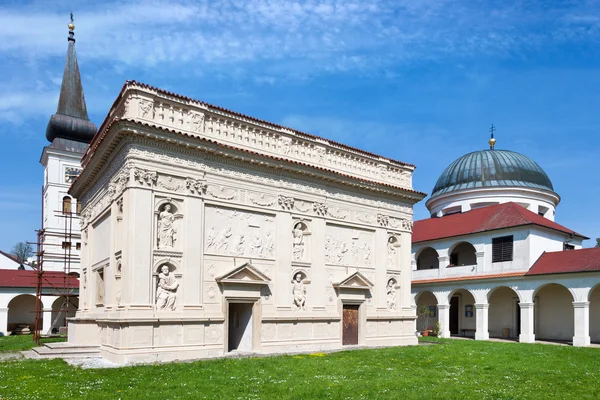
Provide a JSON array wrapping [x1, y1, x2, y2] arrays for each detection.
[[412, 202, 587, 243], [527, 247, 600, 276], [0, 269, 79, 289], [412, 272, 527, 285]]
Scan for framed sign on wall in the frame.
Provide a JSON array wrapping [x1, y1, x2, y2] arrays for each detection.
[[465, 305, 473, 318]]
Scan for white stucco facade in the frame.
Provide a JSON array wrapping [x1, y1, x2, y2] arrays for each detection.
[[67, 82, 425, 364]]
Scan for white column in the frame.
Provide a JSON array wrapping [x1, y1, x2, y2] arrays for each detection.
[[411, 304, 417, 332], [475, 303, 489, 340], [519, 302, 535, 343], [0, 308, 8, 336], [437, 304, 451, 338], [42, 307, 53, 334], [438, 256, 448, 278], [573, 301, 590, 347]]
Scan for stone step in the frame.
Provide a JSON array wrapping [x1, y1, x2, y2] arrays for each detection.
[[30, 343, 101, 359]]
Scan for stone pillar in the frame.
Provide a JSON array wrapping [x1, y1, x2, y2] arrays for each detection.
[[475, 303, 489, 340], [519, 302, 535, 343], [573, 301, 590, 347], [438, 256, 448, 278], [475, 251, 484, 274], [183, 196, 204, 308], [411, 304, 417, 332], [399, 232, 412, 311], [42, 307, 53, 334], [437, 304, 451, 338], [0, 308, 8, 336], [123, 186, 154, 307], [276, 211, 293, 309]]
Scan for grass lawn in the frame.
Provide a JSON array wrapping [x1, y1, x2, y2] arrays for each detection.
[[0, 335, 65, 353], [0, 338, 599, 399]]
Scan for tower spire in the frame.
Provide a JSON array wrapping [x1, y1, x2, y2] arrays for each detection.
[[488, 124, 496, 150], [45, 13, 97, 144]]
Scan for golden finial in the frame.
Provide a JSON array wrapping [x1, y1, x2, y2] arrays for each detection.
[[68, 12, 75, 31], [488, 124, 496, 150]]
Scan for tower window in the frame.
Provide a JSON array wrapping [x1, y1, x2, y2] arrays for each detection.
[[62, 196, 72, 214], [492, 235, 513, 263]]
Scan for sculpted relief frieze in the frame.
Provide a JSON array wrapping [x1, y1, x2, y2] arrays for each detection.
[[207, 185, 237, 201], [325, 225, 373, 267], [122, 91, 415, 189], [204, 206, 275, 259], [249, 192, 277, 207], [157, 175, 185, 192]]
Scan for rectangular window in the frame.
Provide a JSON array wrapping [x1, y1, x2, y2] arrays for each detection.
[[563, 243, 575, 251], [61, 241, 72, 250], [492, 235, 513, 263], [76, 242, 81, 250]]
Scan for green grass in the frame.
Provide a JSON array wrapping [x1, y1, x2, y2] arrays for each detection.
[[0, 335, 65, 353], [0, 338, 599, 399]]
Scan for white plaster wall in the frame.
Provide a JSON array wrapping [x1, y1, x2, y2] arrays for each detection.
[[535, 284, 574, 341], [454, 290, 476, 333], [488, 287, 518, 337], [0, 255, 20, 269], [590, 287, 600, 343], [528, 227, 582, 264]]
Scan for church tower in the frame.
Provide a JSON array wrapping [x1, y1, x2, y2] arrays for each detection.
[[40, 16, 96, 272]]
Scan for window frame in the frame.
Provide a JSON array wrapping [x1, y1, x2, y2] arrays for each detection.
[[492, 235, 513, 263]]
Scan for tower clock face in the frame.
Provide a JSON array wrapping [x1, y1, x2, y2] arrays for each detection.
[[65, 167, 82, 183]]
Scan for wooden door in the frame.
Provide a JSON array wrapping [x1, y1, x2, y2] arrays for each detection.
[[450, 296, 459, 335], [342, 305, 359, 345]]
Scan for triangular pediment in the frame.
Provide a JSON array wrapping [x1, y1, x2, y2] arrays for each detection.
[[215, 262, 270, 285], [333, 271, 373, 290]]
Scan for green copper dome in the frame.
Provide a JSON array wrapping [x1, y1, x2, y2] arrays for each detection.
[[431, 150, 554, 198]]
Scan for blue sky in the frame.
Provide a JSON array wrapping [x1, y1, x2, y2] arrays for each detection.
[[0, 0, 599, 252]]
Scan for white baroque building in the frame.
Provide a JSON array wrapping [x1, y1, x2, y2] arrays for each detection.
[[65, 81, 426, 364], [412, 140, 600, 346]]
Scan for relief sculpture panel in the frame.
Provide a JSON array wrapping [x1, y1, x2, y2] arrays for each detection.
[[204, 206, 276, 259], [325, 224, 374, 267]]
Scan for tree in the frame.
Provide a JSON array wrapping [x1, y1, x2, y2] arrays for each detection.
[[11, 242, 33, 265], [596, 238, 600, 248]]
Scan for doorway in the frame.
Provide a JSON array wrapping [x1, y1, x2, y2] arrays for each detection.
[[342, 304, 359, 345], [450, 296, 459, 335], [228, 303, 253, 352]]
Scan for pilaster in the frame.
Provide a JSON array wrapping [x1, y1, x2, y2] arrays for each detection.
[[519, 302, 535, 343], [475, 303, 489, 340], [438, 256, 448, 277], [399, 232, 412, 311], [437, 304, 451, 338], [183, 196, 204, 307], [573, 301, 590, 347], [0, 308, 8, 336]]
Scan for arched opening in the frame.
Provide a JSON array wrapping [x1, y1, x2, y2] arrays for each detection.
[[415, 291, 438, 333], [449, 242, 477, 267], [449, 289, 476, 337], [535, 283, 574, 342], [488, 286, 520, 339], [416, 247, 439, 270], [7, 294, 41, 335], [50, 296, 79, 334], [62, 196, 72, 214], [589, 284, 600, 344]]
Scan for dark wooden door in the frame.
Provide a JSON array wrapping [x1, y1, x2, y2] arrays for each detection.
[[450, 296, 459, 335], [342, 305, 359, 345]]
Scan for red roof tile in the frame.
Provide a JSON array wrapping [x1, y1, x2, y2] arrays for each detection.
[[412, 272, 527, 285], [412, 202, 587, 243], [527, 247, 600, 276], [0, 269, 79, 289]]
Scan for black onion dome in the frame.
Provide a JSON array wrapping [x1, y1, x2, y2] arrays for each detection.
[[46, 26, 96, 143], [431, 149, 554, 198]]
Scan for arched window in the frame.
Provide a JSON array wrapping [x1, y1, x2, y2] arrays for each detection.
[[76, 202, 82, 214], [449, 242, 477, 266], [62, 196, 72, 214], [416, 247, 439, 270]]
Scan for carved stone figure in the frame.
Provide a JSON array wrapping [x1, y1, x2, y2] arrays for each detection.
[[156, 265, 178, 311], [234, 234, 246, 256], [262, 231, 274, 258], [216, 227, 232, 252], [292, 223, 305, 261], [387, 237, 397, 267], [157, 204, 176, 249], [292, 273, 307, 311], [386, 279, 397, 310], [250, 234, 263, 256], [206, 227, 217, 251], [140, 100, 153, 118]]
